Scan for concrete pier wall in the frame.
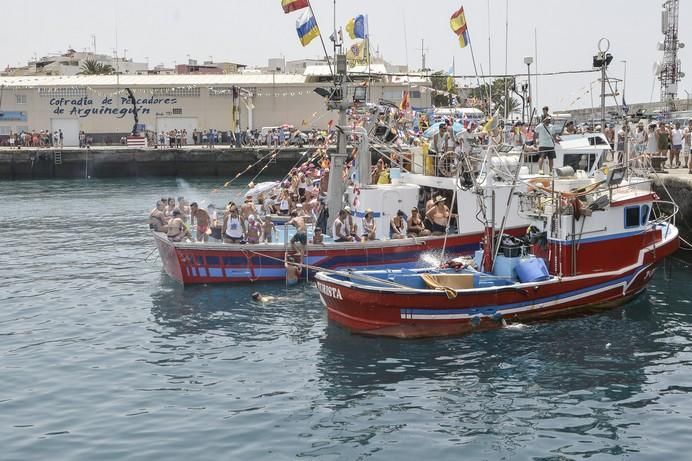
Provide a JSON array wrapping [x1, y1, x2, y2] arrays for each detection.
[[653, 175, 692, 245], [0, 147, 310, 180]]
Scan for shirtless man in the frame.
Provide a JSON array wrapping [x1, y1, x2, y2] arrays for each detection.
[[241, 195, 256, 220], [190, 202, 211, 242], [149, 200, 169, 232], [260, 217, 275, 243], [426, 196, 450, 235], [287, 210, 307, 255], [285, 253, 303, 286], [167, 209, 191, 242]]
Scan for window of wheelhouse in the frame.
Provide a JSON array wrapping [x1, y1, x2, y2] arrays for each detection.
[[624, 206, 641, 228], [641, 205, 650, 226]]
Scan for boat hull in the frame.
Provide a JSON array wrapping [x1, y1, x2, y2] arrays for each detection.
[[315, 226, 679, 338], [153, 229, 524, 285]]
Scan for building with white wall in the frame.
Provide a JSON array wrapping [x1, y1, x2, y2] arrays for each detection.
[[0, 73, 431, 146]]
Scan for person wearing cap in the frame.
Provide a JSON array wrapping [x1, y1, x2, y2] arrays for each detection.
[[535, 117, 560, 174], [431, 122, 451, 155], [426, 196, 450, 235], [390, 210, 408, 239], [167, 209, 190, 242], [361, 209, 377, 241], [407, 207, 431, 237]]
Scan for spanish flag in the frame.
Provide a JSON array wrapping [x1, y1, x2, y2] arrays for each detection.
[[450, 6, 470, 48], [282, 0, 309, 14], [296, 9, 320, 47]]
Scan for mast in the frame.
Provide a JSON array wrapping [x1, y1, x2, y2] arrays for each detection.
[[325, 54, 349, 233]]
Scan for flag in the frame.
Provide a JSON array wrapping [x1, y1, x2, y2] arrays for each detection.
[[482, 109, 500, 133], [282, 0, 309, 14], [346, 40, 367, 65], [296, 9, 320, 47], [400, 91, 410, 111], [450, 6, 470, 48], [446, 76, 454, 92], [346, 15, 366, 39]]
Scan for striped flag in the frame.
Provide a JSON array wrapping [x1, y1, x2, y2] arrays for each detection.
[[296, 9, 320, 47], [282, 0, 309, 14], [450, 6, 470, 48]]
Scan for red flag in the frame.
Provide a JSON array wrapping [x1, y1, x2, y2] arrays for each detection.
[[282, 0, 309, 14]]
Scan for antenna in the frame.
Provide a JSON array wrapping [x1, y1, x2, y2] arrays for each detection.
[[659, 0, 685, 112], [418, 39, 429, 71]]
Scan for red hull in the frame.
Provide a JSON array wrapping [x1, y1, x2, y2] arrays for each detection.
[[316, 226, 679, 338], [153, 227, 526, 285]]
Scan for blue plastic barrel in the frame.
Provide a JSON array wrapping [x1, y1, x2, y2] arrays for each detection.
[[515, 257, 550, 283]]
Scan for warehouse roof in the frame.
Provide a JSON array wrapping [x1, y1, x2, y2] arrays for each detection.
[[0, 73, 309, 87]]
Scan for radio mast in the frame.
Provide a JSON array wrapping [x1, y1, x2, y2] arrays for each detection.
[[659, 0, 685, 113]]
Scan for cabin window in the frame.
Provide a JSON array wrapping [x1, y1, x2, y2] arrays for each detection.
[[563, 153, 596, 173], [641, 205, 650, 226], [624, 206, 641, 228]]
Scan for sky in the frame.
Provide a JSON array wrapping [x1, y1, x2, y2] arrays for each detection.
[[4, 0, 690, 111]]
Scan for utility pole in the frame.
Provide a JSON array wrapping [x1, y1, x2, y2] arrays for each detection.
[[418, 39, 428, 71]]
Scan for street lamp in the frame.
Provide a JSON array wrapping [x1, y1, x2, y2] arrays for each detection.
[[524, 56, 534, 121]]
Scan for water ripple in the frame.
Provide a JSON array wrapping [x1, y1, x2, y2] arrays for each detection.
[[0, 179, 691, 460]]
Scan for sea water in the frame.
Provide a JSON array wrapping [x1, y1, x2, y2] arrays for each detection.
[[1, 178, 691, 460]]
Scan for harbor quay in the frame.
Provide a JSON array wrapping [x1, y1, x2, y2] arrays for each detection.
[[653, 172, 692, 246], [0, 145, 310, 180]]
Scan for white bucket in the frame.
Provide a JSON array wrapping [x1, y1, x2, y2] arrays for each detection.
[[390, 167, 401, 184]]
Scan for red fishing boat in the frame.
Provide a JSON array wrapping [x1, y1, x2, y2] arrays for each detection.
[[315, 169, 680, 338]]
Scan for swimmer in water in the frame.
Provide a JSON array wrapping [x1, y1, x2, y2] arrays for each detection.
[[251, 292, 275, 303]]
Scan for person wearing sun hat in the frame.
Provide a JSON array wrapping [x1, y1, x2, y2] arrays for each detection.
[[426, 196, 450, 235], [361, 208, 377, 241]]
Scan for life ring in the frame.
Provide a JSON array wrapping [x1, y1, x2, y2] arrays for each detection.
[[437, 152, 459, 177]]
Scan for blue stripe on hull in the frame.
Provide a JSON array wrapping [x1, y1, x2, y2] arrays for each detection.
[[400, 273, 635, 318]]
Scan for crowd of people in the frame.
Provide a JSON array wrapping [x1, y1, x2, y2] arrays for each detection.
[[3, 129, 64, 149]]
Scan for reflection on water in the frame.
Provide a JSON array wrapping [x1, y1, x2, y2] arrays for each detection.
[[1, 178, 692, 460], [150, 275, 323, 345]]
